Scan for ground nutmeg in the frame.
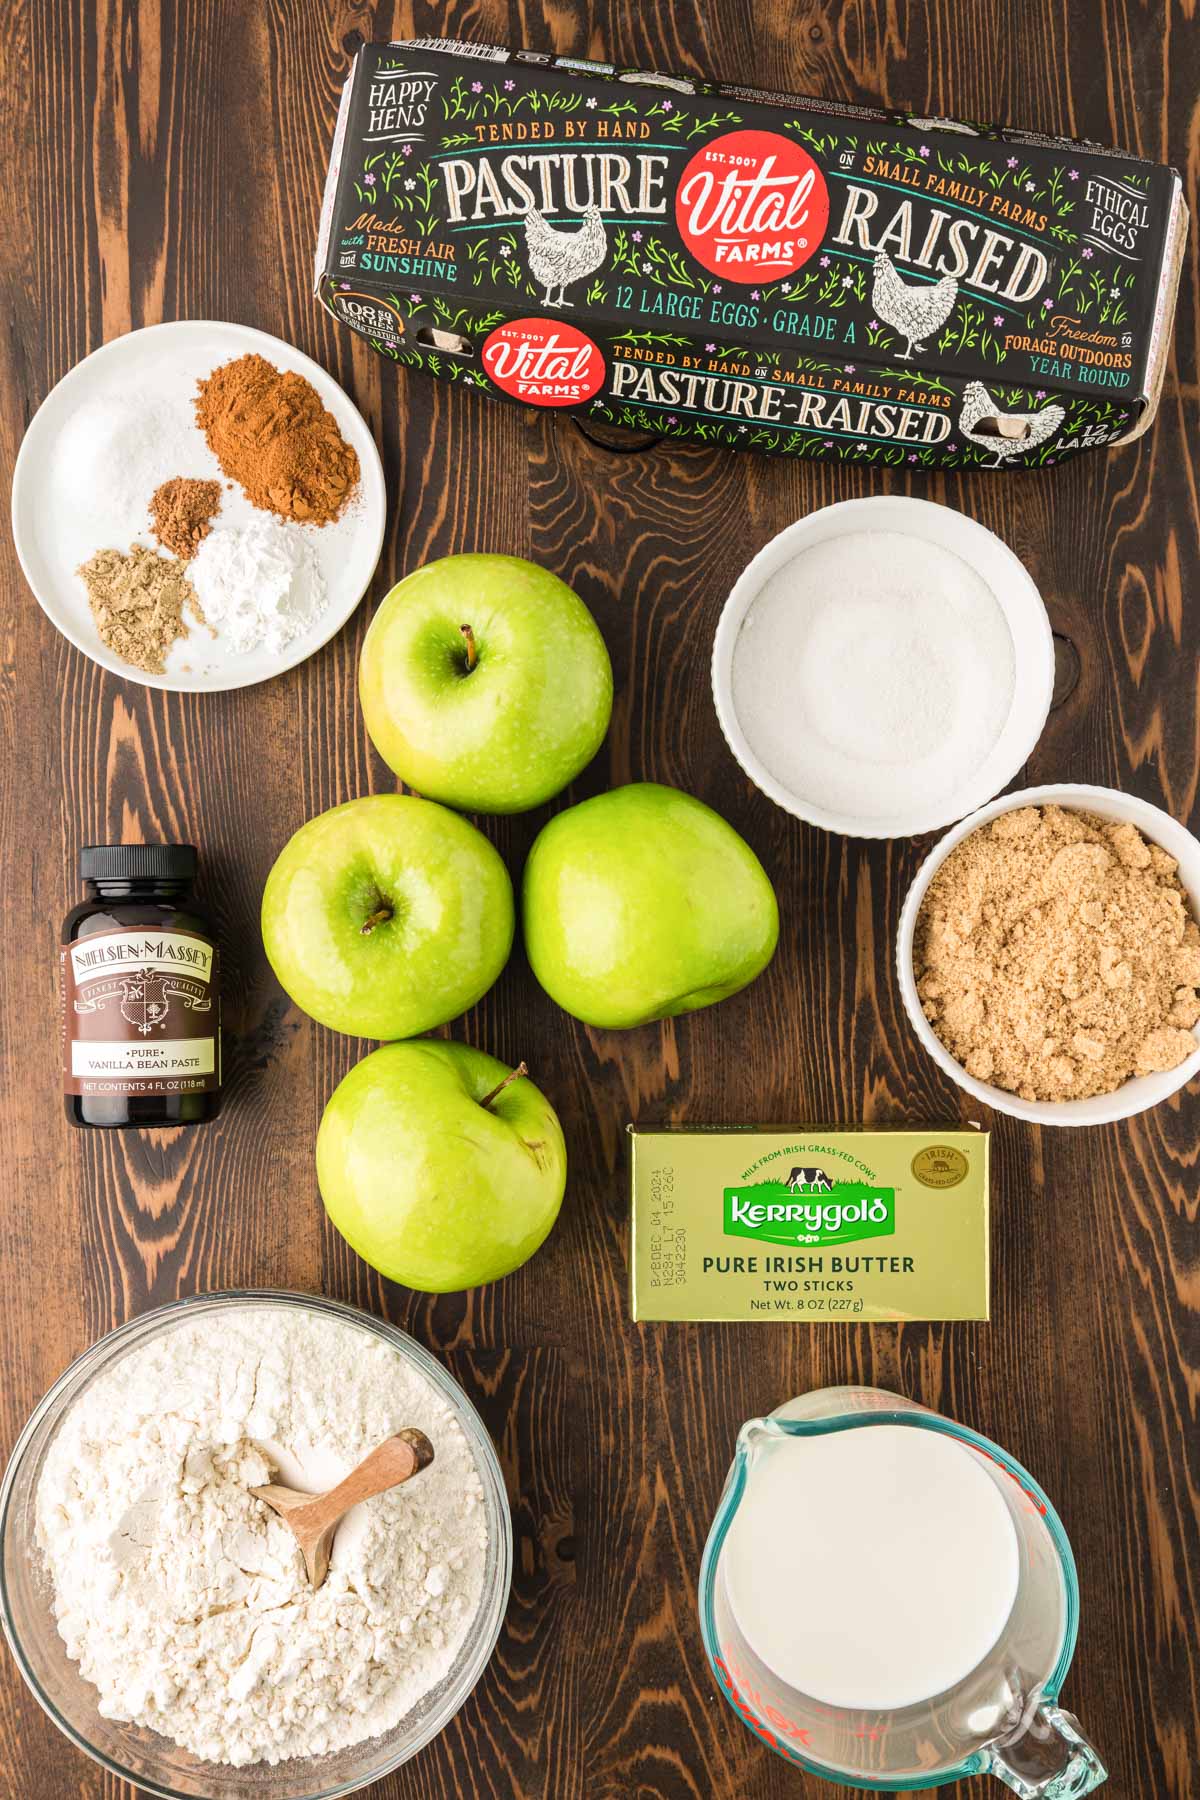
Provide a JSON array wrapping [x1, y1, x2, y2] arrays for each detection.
[[195, 353, 360, 526]]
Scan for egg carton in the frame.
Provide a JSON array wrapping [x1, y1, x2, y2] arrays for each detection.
[[315, 39, 1187, 471]]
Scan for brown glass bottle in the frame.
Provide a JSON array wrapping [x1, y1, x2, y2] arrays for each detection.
[[61, 845, 222, 1129]]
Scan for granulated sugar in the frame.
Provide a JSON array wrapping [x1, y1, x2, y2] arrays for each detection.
[[731, 531, 1015, 822], [35, 1307, 489, 1767]]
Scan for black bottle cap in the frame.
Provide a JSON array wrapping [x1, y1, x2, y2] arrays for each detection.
[[79, 844, 198, 883]]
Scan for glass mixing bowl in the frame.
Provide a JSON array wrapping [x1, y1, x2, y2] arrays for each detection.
[[0, 1290, 513, 1799]]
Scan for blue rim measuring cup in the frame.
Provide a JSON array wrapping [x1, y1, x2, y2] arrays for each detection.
[[698, 1387, 1107, 1797]]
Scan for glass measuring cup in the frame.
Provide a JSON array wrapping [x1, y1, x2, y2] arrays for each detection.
[[699, 1387, 1107, 1796]]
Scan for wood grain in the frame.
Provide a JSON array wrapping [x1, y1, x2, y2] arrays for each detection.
[[0, 2, 1197, 1796]]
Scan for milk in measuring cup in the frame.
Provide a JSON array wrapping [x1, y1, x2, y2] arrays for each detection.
[[723, 1424, 1020, 1711]]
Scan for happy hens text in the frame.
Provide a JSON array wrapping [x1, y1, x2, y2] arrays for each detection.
[[834, 185, 1051, 304]]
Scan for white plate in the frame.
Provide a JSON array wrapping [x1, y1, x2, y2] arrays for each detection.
[[11, 320, 386, 692]]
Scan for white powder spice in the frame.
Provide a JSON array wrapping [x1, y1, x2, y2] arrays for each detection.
[[35, 1308, 489, 1767], [731, 531, 1016, 821], [189, 518, 326, 654]]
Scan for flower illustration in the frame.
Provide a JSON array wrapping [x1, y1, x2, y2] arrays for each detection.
[[1006, 156, 1019, 168], [666, 414, 677, 424], [471, 80, 483, 93], [662, 100, 674, 112], [339, 281, 350, 290], [632, 230, 643, 243], [409, 292, 421, 302], [868, 318, 880, 330], [737, 423, 747, 432], [404, 179, 415, 191], [586, 95, 597, 109], [363, 172, 376, 187], [1042, 296, 1054, 309], [841, 275, 853, 287], [844, 364, 856, 373], [919, 144, 930, 158], [750, 288, 761, 300], [1109, 285, 1121, 299], [993, 314, 1004, 327], [908, 453, 918, 462], [712, 283, 722, 293], [819, 255, 831, 267], [1025, 181, 1036, 193], [642, 261, 652, 273], [1035, 389, 1047, 399], [402, 144, 413, 157], [946, 442, 958, 453], [499, 244, 512, 257], [1081, 246, 1093, 258], [504, 78, 515, 90], [704, 342, 716, 352], [822, 438, 833, 448], [781, 281, 792, 293], [1068, 169, 1080, 180]]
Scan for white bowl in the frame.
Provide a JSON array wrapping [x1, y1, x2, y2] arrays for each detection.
[[711, 496, 1054, 838], [897, 784, 1200, 1126]]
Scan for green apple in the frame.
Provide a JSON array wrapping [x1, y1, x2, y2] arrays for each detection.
[[359, 553, 613, 814], [261, 794, 513, 1039], [522, 782, 779, 1029], [316, 1040, 567, 1290]]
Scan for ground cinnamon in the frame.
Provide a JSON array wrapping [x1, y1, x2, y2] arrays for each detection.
[[194, 354, 359, 525], [149, 477, 222, 561]]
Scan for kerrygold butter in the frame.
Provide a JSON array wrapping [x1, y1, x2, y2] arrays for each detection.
[[629, 1126, 988, 1322]]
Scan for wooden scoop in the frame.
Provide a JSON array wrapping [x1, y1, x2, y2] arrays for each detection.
[[252, 1429, 435, 1588]]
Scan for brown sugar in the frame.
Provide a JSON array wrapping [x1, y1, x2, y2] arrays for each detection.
[[77, 545, 206, 675], [194, 353, 360, 525], [149, 477, 222, 561], [914, 805, 1200, 1101]]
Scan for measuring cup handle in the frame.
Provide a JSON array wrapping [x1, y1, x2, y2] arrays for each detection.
[[986, 1702, 1107, 1797]]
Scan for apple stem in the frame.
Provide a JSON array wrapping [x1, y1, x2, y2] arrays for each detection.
[[479, 1061, 528, 1110], [460, 624, 477, 672], [360, 906, 393, 935]]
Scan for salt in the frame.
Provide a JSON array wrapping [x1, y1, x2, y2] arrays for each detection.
[[730, 530, 1015, 822], [189, 519, 326, 654]]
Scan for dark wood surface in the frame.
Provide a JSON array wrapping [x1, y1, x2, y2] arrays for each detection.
[[1, 3, 1197, 1797]]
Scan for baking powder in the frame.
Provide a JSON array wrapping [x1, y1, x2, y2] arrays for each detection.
[[189, 519, 326, 654], [731, 531, 1016, 821], [35, 1307, 489, 1766]]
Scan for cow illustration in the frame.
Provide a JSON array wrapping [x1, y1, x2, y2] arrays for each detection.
[[786, 1166, 833, 1193]]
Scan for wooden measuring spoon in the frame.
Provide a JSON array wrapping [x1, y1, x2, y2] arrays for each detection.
[[252, 1428, 435, 1588]]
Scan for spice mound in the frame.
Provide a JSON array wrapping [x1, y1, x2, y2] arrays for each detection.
[[76, 545, 205, 675], [149, 476, 222, 562], [189, 518, 326, 654], [195, 353, 360, 525], [915, 805, 1200, 1101], [35, 1307, 488, 1767]]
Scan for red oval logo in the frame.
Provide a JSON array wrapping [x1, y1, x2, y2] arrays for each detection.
[[481, 317, 605, 407], [675, 129, 829, 283]]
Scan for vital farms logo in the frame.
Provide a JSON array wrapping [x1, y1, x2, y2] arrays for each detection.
[[675, 129, 830, 282], [723, 1168, 895, 1249]]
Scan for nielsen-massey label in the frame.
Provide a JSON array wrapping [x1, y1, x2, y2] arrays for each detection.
[[630, 1128, 988, 1322], [60, 928, 221, 1098]]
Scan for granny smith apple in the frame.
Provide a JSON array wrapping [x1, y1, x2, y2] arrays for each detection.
[[316, 1040, 567, 1290], [522, 782, 779, 1028], [261, 794, 513, 1039], [359, 553, 613, 813]]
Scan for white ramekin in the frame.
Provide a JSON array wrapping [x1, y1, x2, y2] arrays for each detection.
[[711, 496, 1055, 839], [897, 784, 1200, 1126]]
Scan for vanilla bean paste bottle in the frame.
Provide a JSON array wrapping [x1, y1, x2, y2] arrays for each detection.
[[60, 845, 222, 1128]]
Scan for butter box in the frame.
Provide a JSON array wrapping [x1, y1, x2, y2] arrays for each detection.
[[316, 38, 1187, 470], [629, 1126, 988, 1322]]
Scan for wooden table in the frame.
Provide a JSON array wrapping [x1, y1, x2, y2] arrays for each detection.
[[2, 5, 1196, 1797]]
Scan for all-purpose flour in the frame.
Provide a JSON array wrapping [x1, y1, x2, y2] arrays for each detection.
[[35, 1307, 489, 1767], [731, 531, 1016, 821]]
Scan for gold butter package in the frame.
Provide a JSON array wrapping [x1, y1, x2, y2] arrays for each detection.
[[629, 1126, 988, 1323]]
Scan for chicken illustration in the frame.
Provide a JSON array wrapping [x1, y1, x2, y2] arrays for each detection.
[[871, 249, 959, 359], [522, 205, 607, 307], [959, 381, 1066, 468]]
